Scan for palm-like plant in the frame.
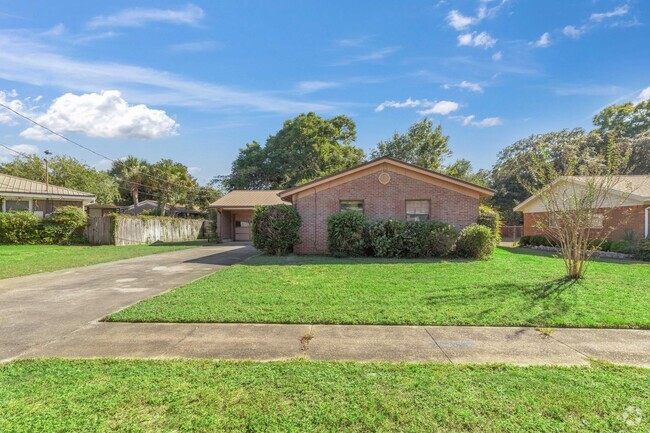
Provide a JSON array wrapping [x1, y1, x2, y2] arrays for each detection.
[[111, 156, 149, 205]]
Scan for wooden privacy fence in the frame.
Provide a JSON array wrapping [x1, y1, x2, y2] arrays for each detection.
[[500, 225, 524, 243], [86, 216, 206, 245]]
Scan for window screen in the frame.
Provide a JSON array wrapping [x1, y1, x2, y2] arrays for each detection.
[[590, 214, 604, 229], [340, 200, 364, 212], [4, 200, 29, 212], [406, 200, 429, 221]]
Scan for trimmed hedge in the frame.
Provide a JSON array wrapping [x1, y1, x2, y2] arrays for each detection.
[[327, 211, 368, 257], [518, 235, 556, 247], [326, 216, 463, 259], [0, 206, 88, 245], [252, 204, 301, 255], [455, 224, 496, 260]]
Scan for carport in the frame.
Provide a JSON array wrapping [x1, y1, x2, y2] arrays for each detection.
[[209, 190, 285, 242]]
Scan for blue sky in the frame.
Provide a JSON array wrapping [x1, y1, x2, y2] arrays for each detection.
[[0, 0, 648, 184]]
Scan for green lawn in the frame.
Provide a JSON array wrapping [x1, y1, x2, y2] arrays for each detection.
[[109, 247, 650, 328], [1, 359, 648, 432], [0, 240, 208, 280]]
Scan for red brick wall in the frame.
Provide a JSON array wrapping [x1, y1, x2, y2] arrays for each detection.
[[523, 205, 647, 240], [293, 169, 480, 254]]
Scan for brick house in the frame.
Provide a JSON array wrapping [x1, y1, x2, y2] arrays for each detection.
[[514, 175, 650, 241], [211, 157, 494, 253]]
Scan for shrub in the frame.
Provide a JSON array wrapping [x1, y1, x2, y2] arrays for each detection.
[[632, 239, 650, 262], [610, 240, 636, 254], [477, 204, 501, 242], [0, 211, 42, 244], [47, 206, 88, 244], [367, 219, 408, 258], [588, 239, 612, 251], [455, 224, 495, 259], [519, 235, 554, 247], [252, 204, 301, 255], [420, 220, 458, 257], [327, 211, 368, 257]]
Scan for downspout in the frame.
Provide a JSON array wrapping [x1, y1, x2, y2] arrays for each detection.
[[645, 206, 649, 239], [313, 188, 318, 253]]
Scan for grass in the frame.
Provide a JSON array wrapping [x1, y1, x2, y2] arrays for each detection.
[[0, 240, 209, 280], [1, 359, 648, 432], [109, 247, 650, 328]]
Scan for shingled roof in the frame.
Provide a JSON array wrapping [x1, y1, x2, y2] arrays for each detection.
[[0, 173, 96, 199], [209, 190, 285, 209]]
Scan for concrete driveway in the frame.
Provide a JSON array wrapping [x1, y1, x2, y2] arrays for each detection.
[[0, 243, 258, 362]]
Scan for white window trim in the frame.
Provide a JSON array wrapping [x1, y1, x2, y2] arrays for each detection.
[[1, 198, 32, 213]]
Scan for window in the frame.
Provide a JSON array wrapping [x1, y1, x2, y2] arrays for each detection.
[[406, 200, 429, 221], [340, 200, 364, 212], [590, 214, 604, 229], [4, 199, 30, 212], [235, 221, 251, 228]]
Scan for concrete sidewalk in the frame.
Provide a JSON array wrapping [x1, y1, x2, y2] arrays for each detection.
[[23, 322, 650, 367], [0, 243, 258, 362]]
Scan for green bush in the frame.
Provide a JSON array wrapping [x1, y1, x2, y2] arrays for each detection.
[[0, 212, 42, 244], [367, 219, 408, 258], [588, 239, 612, 251], [610, 240, 636, 254], [518, 235, 555, 247], [252, 204, 301, 255], [327, 211, 368, 257], [420, 220, 458, 257], [477, 204, 501, 242], [47, 206, 88, 244], [455, 224, 496, 259], [632, 239, 650, 262]]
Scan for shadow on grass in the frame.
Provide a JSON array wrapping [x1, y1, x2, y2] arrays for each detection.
[[239, 254, 479, 267], [502, 246, 641, 265]]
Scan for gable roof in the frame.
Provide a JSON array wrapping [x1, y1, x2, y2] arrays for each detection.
[[513, 175, 650, 212], [0, 173, 95, 199], [279, 156, 495, 200], [209, 190, 285, 209]]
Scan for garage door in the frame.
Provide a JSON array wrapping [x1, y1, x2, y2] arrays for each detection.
[[234, 220, 251, 241]]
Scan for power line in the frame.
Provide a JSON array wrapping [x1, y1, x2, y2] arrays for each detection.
[[0, 102, 204, 197]]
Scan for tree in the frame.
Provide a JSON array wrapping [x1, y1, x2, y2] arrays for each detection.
[[187, 185, 223, 212], [224, 113, 365, 190], [371, 119, 451, 170], [522, 137, 631, 279], [489, 129, 592, 224], [0, 154, 120, 205], [593, 100, 650, 138], [149, 159, 197, 216], [110, 156, 150, 206], [444, 158, 490, 186]]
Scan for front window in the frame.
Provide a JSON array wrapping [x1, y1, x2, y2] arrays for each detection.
[[406, 200, 429, 221], [4, 199, 30, 212], [340, 200, 364, 212], [590, 214, 604, 229]]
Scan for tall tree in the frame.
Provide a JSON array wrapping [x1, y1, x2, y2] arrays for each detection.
[[225, 113, 364, 190], [110, 156, 150, 205], [149, 159, 197, 216], [371, 119, 451, 170], [444, 158, 490, 186], [593, 100, 650, 138], [0, 154, 120, 205]]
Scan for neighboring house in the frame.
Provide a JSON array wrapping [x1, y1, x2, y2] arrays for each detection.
[[121, 199, 204, 218], [210, 157, 495, 253], [514, 175, 650, 240], [0, 173, 96, 218], [210, 190, 285, 241]]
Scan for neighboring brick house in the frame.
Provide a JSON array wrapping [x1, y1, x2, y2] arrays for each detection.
[[213, 157, 492, 254], [514, 175, 650, 241]]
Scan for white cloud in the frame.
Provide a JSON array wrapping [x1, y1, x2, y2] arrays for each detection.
[[375, 98, 459, 115], [562, 25, 584, 38], [296, 81, 340, 94], [20, 91, 178, 141], [457, 32, 496, 49], [0, 143, 39, 162], [170, 40, 220, 52], [336, 47, 399, 65], [0, 90, 25, 124], [88, 4, 205, 28], [0, 32, 331, 114], [458, 115, 502, 127], [335, 36, 370, 47], [375, 97, 421, 112], [418, 100, 459, 115], [590, 5, 629, 22], [531, 32, 551, 48], [444, 81, 483, 92], [447, 10, 477, 30], [492, 51, 502, 61], [637, 87, 650, 103]]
